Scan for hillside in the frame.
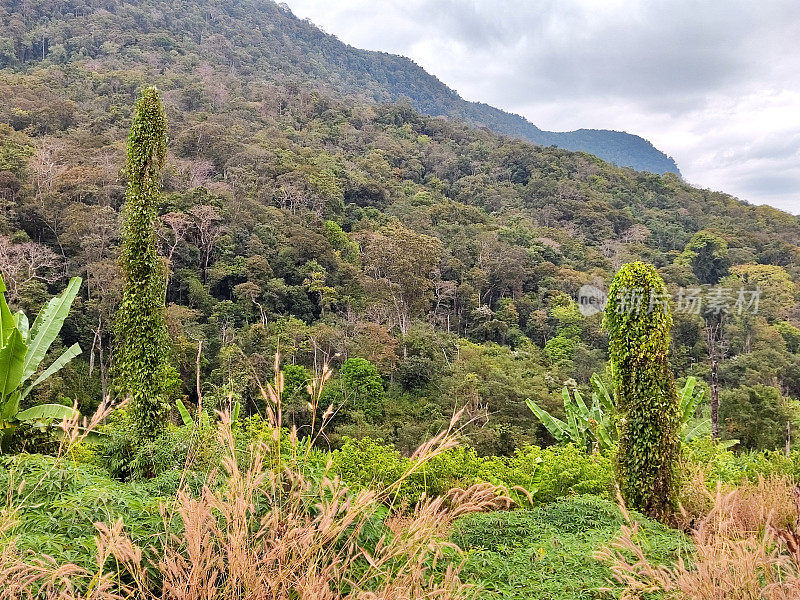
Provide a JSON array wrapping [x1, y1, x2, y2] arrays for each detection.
[[0, 0, 679, 174], [1, 0, 800, 455], [5, 5, 800, 599]]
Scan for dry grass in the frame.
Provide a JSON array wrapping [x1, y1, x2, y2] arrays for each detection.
[[599, 477, 800, 599], [0, 357, 510, 600]]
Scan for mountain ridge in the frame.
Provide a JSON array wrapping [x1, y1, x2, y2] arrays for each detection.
[[285, 4, 681, 174], [0, 0, 679, 175]]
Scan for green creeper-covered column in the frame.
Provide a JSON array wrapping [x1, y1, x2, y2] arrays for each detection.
[[603, 262, 680, 520], [114, 87, 178, 441]]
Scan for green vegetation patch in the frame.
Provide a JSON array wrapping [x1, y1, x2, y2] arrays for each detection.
[[452, 496, 688, 599]]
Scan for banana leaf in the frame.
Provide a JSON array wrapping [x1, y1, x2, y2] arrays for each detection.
[[679, 376, 704, 424], [16, 403, 79, 422], [564, 388, 579, 440], [232, 400, 241, 423], [21, 343, 82, 401], [0, 328, 27, 403], [683, 418, 711, 442], [526, 397, 568, 442], [0, 275, 15, 346], [176, 398, 194, 426], [23, 277, 82, 383], [13, 311, 29, 343], [591, 373, 615, 413]]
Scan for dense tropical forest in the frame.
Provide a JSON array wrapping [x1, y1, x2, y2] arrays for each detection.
[[3, 1, 800, 598]]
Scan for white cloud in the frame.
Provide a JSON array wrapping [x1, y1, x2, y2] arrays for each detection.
[[286, 0, 800, 213]]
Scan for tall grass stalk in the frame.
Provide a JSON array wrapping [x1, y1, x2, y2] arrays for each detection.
[[599, 477, 800, 599]]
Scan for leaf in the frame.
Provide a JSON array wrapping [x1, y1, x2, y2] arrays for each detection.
[[232, 400, 241, 424], [176, 398, 193, 427], [683, 418, 711, 443], [571, 389, 593, 438], [0, 274, 15, 347], [526, 397, 568, 442], [20, 343, 81, 401], [1, 391, 20, 422], [16, 403, 78, 423], [679, 376, 697, 420], [591, 373, 615, 413], [13, 312, 29, 344], [595, 425, 614, 451], [0, 328, 27, 403], [23, 277, 82, 383], [564, 388, 579, 441]]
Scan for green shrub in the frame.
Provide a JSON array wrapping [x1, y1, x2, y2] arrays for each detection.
[[0, 454, 163, 572], [330, 436, 614, 507], [98, 409, 220, 480], [685, 436, 799, 484], [330, 436, 425, 504], [452, 495, 688, 600], [339, 357, 385, 422], [506, 444, 615, 503]]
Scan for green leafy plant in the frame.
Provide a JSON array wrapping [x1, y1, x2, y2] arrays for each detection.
[[452, 495, 686, 600], [679, 376, 710, 442], [114, 86, 179, 443], [526, 373, 616, 452], [0, 274, 81, 451], [528, 374, 706, 452], [603, 262, 681, 520], [176, 397, 239, 427]]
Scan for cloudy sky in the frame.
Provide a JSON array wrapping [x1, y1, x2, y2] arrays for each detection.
[[286, 0, 800, 214]]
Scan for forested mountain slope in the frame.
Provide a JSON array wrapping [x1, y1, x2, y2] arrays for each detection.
[[1, 0, 799, 454], [0, 0, 679, 173]]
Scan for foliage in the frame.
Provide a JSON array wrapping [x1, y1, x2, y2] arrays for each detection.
[[2, 3, 800, 454], [114, 87, 179, 443], [0, 453, 164, 573], [332, 438, 615, 507], [720, 384, 793, 451], [453, 495, 687, 600], [0, 274, 81, 452], [0, 374, 494, 600], [330, 436, 425, 504], [98, 408, 221, 482], [338, 357, 385, 422], [604, 262, 681, 520], [676, 230, 730, 284], [684, 436, 800, 485], [527, 374, 616, 452]]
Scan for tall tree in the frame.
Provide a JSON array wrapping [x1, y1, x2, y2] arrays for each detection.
[[704, 312, 727, 440], [603, 262, 680, 521], [676, 231, 730, 284], [114, 87, 178, 442]]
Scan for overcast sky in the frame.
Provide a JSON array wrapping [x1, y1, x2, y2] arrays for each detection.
[[286, 0, 800, 214]]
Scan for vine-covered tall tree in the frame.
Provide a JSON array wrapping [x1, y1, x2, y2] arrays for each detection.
[[114, 87, 178, 441], [603, 262, 680, 520]]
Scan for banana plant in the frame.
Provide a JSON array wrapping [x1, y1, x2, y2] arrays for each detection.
[[1, 274, 82, 452], [527, 374, 706, 452], [526, 374, 617, 452]]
